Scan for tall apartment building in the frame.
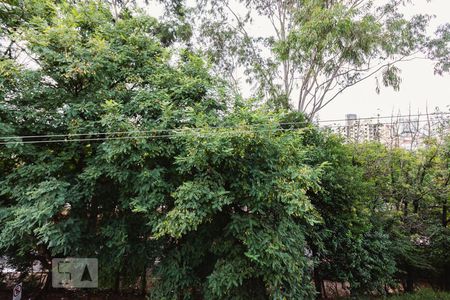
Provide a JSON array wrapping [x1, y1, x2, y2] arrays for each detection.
[[325, 113, 449, 149], [328, 114, 383, 143]]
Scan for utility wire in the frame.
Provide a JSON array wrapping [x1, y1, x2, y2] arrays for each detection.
[[0, 125, 308, 141], [1, 112, 449, 140], [317, 112, 450, 123], [0, 127, 307, 145], [0, 113, 449, 145], [1, 112, 448, 141], [323, 119, 450, 128]]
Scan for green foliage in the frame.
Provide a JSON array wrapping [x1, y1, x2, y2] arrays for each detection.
[[0, 0, 223, 290], [355, 138, 450, 292], [1, 0, 449, 299], [0, 1, 322, 298], [194, 0, 450, 116], [302, 130, 396, 296], [148, 110, 323, 299], [388, 288, 450, 300]]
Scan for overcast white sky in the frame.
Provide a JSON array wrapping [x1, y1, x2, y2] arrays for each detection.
[[145, 0, 450, 121]]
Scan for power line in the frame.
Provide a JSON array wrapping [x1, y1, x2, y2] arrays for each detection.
[[0, 121, 310, 140], [324, 119, 450, 128], [0, 122, 308, 145], [0, 112, 448, 141], [317, 112, 450, 123], [0, 113, 448, 145], [0, 127, 307, 145], [0, 119, 447, 145]]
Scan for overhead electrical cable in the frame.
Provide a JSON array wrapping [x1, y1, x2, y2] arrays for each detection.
[[0, 113, 448, 145]]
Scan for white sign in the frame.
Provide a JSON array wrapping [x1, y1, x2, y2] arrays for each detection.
[[12, 282, 22, 300], [52, 258, 98, 288]]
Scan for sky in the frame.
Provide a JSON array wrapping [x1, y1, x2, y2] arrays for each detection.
[[144, 0, 450, 121]]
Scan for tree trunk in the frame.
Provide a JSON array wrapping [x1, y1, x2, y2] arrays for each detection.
[[413, 199, 419, 214], [313, 267, 324, 299], [114, 272, 120, 293], [141, 267, 147, 295], [405, 270, 414, 293], [311, 244, 324, 299], [443, 203, 448, 227], [403, 201, 409, 217]]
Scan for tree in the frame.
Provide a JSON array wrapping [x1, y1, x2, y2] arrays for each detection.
[[354, 135, 450, 293], [149, 110, 323, 299], [301, 128, 396, 297], [2, 0, 450, 298], [0, 1, 324, 298], [0, 0, 224, 291], [194, 0, 450, 116]]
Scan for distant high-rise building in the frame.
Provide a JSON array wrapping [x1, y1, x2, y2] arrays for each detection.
[[330, 114, 382, 143], [345, 114, 357, 126], [326, 113, 449, 149]]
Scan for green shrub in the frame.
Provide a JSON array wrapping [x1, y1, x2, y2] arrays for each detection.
[[388, 289, 450, 300]]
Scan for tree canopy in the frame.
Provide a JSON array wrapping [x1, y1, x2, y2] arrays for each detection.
[[193, 0, 450, 116], [0, 0, 449, 299]]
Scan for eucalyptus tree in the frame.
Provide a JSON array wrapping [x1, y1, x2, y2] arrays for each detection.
[[194, 0, 450, 117]]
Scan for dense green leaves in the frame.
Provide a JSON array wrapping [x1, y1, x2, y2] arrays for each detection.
[[1, 0, 449, 299], [0, 0, 223, 291], [354, 137, 450, 292], [0, 1, 322, 298]]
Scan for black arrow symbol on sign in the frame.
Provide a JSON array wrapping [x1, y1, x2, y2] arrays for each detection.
[[81, 265, 92, 282]]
